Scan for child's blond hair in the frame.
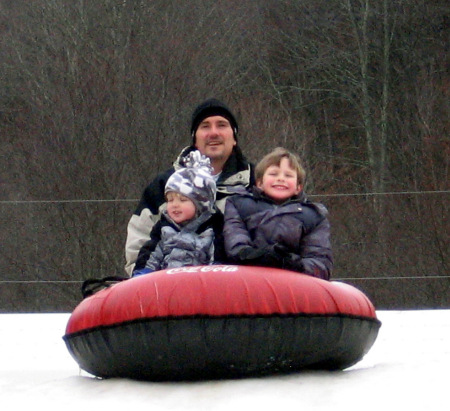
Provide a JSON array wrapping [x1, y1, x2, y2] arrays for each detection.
[[255, 147, 306, 186]]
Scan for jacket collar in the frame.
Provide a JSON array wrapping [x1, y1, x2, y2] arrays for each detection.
[[162, 208, 213, 232], [251, 186, 307, 205]]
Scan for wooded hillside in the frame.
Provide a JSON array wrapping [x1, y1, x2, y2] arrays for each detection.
[[0, 0, 448, 311]]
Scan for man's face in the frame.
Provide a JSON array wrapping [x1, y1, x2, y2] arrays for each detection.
[[194, 116, 236, 170]]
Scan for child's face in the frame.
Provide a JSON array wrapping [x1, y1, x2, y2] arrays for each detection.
[[256, 157, 302, 203], [166, 192, 197, 224]]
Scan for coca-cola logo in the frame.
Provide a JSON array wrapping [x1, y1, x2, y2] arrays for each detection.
[[166, 265, 239, 275]]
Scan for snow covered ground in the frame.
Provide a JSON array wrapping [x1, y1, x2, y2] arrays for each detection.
[[1, 310, 448, 411]]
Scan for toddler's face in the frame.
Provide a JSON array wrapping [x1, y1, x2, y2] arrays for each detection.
[[257, 157, 302, 203], [166, 192, 196, 224]]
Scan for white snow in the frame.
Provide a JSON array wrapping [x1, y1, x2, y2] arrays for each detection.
[[1, 310, 448, 411]]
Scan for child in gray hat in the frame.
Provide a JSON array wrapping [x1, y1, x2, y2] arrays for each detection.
[[132, 151, 225, 276]]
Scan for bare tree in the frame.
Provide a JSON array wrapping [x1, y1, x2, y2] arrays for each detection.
[[0, 0, 447, 311]]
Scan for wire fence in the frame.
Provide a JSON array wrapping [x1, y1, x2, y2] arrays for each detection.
[[1, 189, 448, 310], [1, 189, 448, 204]]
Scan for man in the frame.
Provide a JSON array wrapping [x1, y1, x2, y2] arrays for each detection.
[[125, 98, 254, 275]]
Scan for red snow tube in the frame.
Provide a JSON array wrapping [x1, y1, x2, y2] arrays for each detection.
[[63, 265, 381, 381]]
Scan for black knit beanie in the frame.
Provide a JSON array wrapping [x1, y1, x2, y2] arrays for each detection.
[[191, 98, 238, 143]]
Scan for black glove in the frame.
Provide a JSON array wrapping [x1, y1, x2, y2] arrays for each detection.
[[237, 246, 281, 267], [273, 243, 291, 257], [238, 247, 266, 261], [273, 244, 305, 272]]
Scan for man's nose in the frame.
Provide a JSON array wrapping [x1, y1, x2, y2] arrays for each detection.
[[209, 125, 220, 135]]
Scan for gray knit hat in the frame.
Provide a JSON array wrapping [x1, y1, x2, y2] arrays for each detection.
[[165, 150, 216, 214]]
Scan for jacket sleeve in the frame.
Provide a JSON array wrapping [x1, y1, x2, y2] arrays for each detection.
[[144, 242, 165, 272], [124, 171, 172, 276], [125, 210, 155, 275], [223, 199, 281, 267], [205, 212, 225, 264], [284, 216, 333, 280], [133, 221, 163, 272], [223, 196, 282, 266], [223, 197, 259, 263]]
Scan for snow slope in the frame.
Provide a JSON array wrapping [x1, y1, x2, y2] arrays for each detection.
[[1, 310, 448, 410]]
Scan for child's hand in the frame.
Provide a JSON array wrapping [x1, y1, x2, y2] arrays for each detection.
[[237, 246, 281, 267], [273, 243, 291, 256], [238, 247, 266, 261]]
